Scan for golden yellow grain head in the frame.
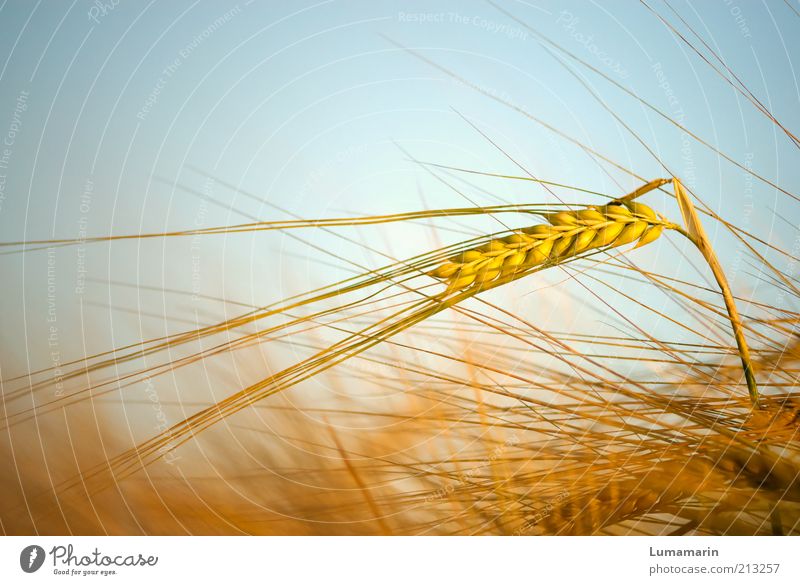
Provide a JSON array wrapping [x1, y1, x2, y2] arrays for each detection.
[[432, 200, 668, 292]]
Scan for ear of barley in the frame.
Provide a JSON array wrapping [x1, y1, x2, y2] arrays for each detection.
[[431, 199, 668, 293]]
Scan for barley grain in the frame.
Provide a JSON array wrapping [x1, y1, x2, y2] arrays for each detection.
[[432, 199, 668, 292]]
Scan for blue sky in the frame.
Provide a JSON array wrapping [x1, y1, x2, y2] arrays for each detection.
[[1, 0, 798, 373]]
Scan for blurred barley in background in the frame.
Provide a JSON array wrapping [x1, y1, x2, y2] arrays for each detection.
[[1, 0, 799, 535]]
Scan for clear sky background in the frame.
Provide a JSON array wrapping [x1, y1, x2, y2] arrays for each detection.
[[1, 0, 799, 383]]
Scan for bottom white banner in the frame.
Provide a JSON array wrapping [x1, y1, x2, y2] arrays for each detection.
[[1, 536, 797, 584]]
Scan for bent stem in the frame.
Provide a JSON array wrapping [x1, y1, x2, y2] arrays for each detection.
[[675, 226, 759, 407], [669, 178, 759, 408]]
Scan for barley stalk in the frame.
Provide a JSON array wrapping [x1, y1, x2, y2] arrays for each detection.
[[671, 178, 760, 407], [431, 176, 759, 409]]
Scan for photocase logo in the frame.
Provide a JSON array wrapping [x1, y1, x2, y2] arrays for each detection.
[[19, 545, 46, 573]]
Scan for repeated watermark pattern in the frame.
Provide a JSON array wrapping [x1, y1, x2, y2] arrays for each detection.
[[398, 12, 528, 41], [46, 248, 65, 397], [729, 152, 754, 282], [143, 376, 181, 465], [652, 62, 696, 188], [776, 228, 800, 311], [0, 89, 29, 215], [74, 176, 94, 296], [556, 11, 629, 79], [722, 0, 752, 39], [513, 489, 570, 535], [87, 0, 121, 25], [426, 432, 520, 502], [190, 180, 211, 302], [136, 5, 244, 121]]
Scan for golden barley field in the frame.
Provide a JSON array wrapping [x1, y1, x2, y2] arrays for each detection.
[[1, 1, 799, 536]]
